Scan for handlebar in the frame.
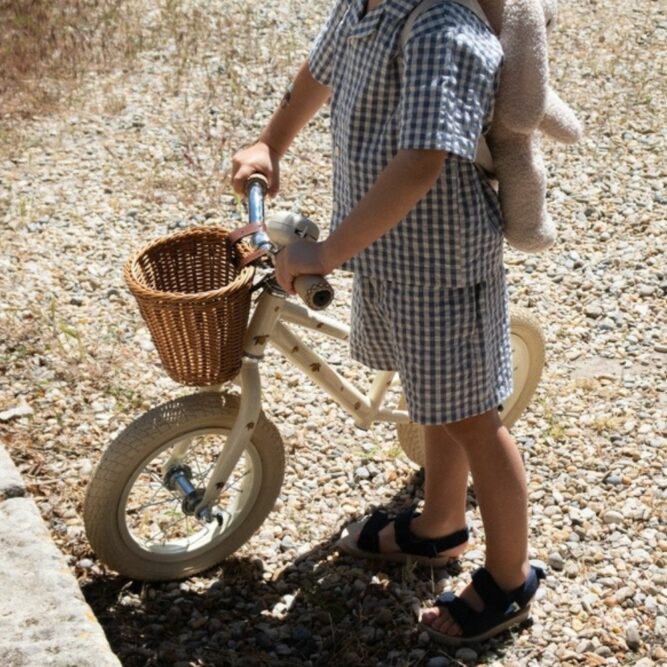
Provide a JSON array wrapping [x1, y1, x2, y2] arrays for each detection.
[[245, 174, 334, 310]]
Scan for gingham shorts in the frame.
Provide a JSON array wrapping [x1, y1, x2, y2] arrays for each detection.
[[350, 268, 513, 425]]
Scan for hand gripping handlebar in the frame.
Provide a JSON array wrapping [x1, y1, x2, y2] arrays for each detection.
[[245, 174, 334, 310]]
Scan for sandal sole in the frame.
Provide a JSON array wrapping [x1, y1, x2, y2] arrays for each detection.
[[419, 605, 532, 646], [337, 522, 462, 567]]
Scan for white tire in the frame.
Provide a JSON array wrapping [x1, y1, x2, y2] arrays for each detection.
[[84, 392, 284, 581], [397, 307, 545, 467]]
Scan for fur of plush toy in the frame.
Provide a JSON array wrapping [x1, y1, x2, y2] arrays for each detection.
[[477, 0, 583, 252]]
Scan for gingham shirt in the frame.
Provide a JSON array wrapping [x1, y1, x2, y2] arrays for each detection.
[[308, 0, 505, 287]]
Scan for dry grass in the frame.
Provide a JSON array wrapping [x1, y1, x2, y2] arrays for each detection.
[[0, 0, 144, 118]]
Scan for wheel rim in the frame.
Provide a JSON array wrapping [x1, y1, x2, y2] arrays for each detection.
[[117, 428, 263, 562], [500, 331, 532, 419]]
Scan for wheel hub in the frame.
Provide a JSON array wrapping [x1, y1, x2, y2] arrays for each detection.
[[164, 465, 201, 516]]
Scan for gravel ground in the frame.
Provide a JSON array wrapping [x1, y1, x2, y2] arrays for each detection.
[[1, 1, 666, 665]]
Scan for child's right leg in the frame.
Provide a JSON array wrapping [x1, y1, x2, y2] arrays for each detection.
[[421, 408, 536, 643]]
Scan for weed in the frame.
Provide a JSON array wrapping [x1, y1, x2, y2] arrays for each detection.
[[0, 0, 144, 118], [538, 398, 567, 443], [48, 297, 88, 363], [104, 384, 145, 412]]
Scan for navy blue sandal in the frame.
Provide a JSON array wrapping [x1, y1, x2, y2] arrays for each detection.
[[421, 565, 546, 645], [338, 507, 469, 566]]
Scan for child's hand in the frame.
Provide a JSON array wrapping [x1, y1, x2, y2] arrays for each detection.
[[275, 240, 331, 294], [231, 141, 280, 196]]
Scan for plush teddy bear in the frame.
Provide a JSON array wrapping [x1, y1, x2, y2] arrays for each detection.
[[476, 0, 583, 252]]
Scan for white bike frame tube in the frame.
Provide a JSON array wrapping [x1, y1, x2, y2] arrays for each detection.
[[269, 321, 409, 427], [360, 370, 404, 428], [280, 300, 350, 341], [270, 320, 369, 420], [198, 291, 286, 510], [198, 357, 263, 509]]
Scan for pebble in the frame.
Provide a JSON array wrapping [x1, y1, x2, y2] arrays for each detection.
[[353, 579, 366, 592], [548, 552, 565, 571], [376, 608, 393, 626], [280, 537, 297, 551], [605, 474, 623, 486], [0, 404, 33, 422], [255, 632, 273, 650], [275, 643, 291, 656], [455, 647, 478, 662], [615, 586, 635, 603], [651, 646, 667, 661], [603, 510, 624, 524], [426, 658, 449, 667], [577, 639, 595, 654], [625, 623, 641, 650], [190, 616, 208, 630], [354, 466, 370, 480]]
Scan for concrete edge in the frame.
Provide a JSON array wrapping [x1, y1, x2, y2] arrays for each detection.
[[0, 441, 121, 667]]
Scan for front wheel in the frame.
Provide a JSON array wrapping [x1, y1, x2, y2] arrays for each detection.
[[397, 307, 545, 467], [84, 392, 284, 581]]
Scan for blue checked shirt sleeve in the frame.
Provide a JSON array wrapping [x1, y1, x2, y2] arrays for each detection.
[[308, 0, 348, 86], [398, 27, 501, 159]]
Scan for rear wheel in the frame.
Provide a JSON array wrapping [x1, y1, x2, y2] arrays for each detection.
[[84, 392, 284, 581], [397, 307, 545, 467]]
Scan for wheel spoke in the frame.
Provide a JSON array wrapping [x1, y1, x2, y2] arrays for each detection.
[[127, 496, 175, 515], [129, 476, 172, 514], [150, 513, 188, 543], [220, 468, 251, 495]]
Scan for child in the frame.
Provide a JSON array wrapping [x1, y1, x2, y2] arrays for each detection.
[[231, 0, 544, 645]]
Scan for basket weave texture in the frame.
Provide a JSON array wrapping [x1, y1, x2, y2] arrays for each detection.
[[124, 227, 255, 386]]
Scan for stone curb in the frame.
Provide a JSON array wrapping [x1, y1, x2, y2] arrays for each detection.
[[0, 442, 121, 667]]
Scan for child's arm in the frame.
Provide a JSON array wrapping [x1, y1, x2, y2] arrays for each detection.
[[275, 148, 447, 292], [232, 62, 330, 196]]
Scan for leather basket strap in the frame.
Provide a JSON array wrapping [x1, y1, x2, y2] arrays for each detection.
[[238, 247, 268, 268], [228, 223, 264, 245]]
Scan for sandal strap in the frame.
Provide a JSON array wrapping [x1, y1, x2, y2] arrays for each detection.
[[434, 566, 546, 639], [394, 508, 469, 557], [356, 510, 392, 554], [471, 568, 514, 612], [434, 592, 479, 636], [512, 565, 546, 607], [472, 566, 546, 614]]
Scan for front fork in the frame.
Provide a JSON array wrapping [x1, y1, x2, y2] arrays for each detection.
[[164, 289, 287, 523]]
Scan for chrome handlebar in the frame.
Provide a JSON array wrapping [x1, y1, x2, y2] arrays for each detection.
[[245, 174, 334, 311]]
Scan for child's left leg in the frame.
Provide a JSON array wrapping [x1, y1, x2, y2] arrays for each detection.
[[375, 423, 470, 555]]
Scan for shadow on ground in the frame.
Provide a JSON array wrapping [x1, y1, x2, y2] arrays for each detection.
[[83, 470, 525, 666]]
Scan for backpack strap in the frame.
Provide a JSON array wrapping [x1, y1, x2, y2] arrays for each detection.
[[399, 0, 495, 176]]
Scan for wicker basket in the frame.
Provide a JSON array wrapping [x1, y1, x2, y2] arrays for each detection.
[[124, 227, 255, 386]]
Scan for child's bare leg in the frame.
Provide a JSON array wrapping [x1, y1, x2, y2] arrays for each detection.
[[421, 409, 530, 637], [377, 423, 469, 554]]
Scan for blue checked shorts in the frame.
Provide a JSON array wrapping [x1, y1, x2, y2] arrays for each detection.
[[350, 267, 513, 425]]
